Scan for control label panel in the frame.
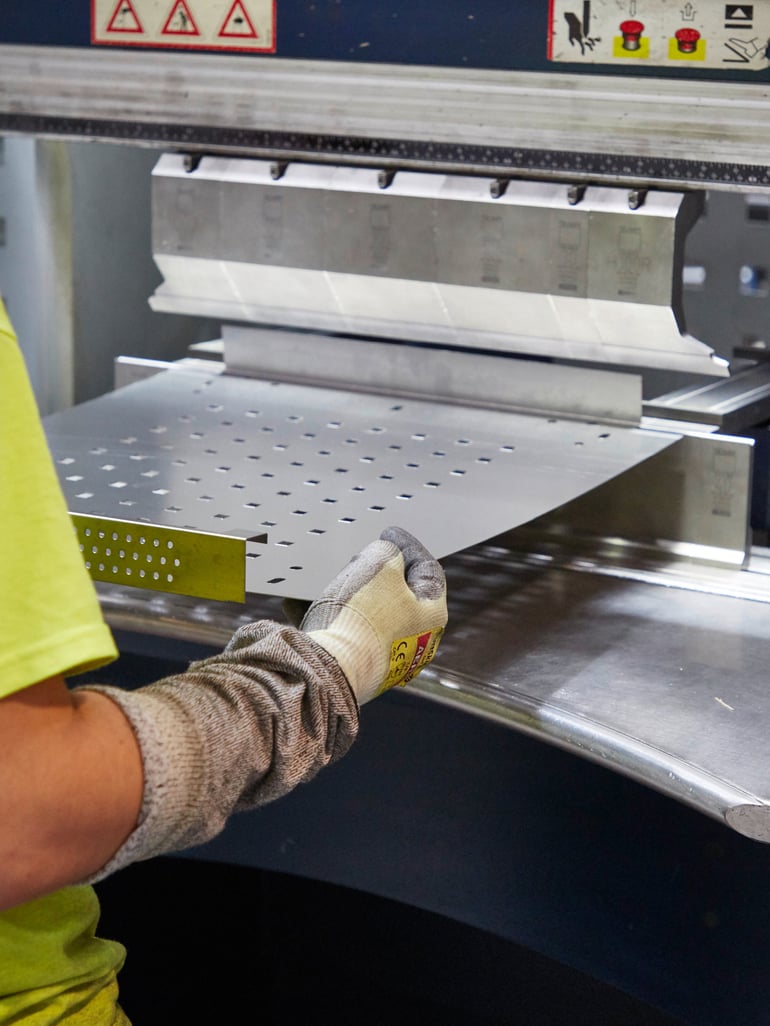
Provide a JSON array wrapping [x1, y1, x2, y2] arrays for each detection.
[[548, 1, 770, 70], [92, 0, 275, 51]]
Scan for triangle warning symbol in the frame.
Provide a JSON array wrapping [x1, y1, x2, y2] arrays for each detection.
[[219, 0, 259, 38], [162, 0, 200, 35], [106, 0, 143, 33]]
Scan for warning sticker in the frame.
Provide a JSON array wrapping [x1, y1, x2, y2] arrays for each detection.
[[93, 0, 275, 51], [162, 0, 200, 36], [548, 0, 770, 70]]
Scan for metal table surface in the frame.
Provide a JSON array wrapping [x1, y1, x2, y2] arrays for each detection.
[[98, 540, 770, 842]]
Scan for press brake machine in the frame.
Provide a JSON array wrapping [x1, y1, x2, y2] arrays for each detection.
[[3, 4, 770, 1017]]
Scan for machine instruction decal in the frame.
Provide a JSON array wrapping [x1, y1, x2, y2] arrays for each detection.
[[548, 0, 770, 69], [93, 0, 275, 51]]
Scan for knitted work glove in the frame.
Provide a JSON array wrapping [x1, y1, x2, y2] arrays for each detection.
[[301, 526, 447, 705], [79, 622, 358, 882]]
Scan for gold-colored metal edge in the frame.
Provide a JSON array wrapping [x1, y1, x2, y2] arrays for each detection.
[[72, 512, 246, 602]]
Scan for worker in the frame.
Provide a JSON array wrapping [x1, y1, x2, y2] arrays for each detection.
[[0, 297, 447, 1025]]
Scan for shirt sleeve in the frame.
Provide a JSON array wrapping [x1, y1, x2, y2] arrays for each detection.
[[0, 300, 117, 697]]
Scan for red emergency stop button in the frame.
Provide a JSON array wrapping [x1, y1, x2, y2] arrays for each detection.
[[620, 19, 645, 50], [675, 27, 701, 53]]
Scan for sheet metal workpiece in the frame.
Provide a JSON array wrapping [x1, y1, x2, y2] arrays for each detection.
[[44, 364, 678, 602]]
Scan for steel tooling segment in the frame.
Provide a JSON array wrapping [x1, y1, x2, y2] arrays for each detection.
[[150, 159, 721, 377], [44, 367, 679, 601]]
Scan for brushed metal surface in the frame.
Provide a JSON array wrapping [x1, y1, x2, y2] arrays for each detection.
[[95, 542, 770, 840], [44, 364, 678, 600], [3, 46, 770, 188], [223, 326, 644, 425], [151, 155, 724, 376], [644, 363, 770, 433], [418, 544, 770, 840]]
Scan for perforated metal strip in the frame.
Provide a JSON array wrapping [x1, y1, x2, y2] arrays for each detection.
[[71, 513, 248, 602]]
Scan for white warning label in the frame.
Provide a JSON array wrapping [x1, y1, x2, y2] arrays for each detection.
[[93, 0, 275, 52], [548, 1, 770, 70]]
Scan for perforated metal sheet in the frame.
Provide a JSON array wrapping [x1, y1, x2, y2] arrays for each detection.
[[44, 366, 679, 601]]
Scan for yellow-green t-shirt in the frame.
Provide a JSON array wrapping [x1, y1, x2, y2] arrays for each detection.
[[0, 300, 129, 1025]]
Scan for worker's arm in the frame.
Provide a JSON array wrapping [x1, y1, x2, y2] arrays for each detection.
[[1, 527, 446, 912], [0, 676, 143, 911]]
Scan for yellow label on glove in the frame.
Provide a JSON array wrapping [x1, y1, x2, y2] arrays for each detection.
[[378, 627, 445, 696]]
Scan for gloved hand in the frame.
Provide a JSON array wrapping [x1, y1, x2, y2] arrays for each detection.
[[77, 527, 446, 882], [301, 525, 447, 705]]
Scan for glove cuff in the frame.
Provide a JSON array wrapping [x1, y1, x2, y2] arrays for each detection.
[[76, 684, 213, 883], [307, 605, 385, 705], [75, 620, 359, 883]]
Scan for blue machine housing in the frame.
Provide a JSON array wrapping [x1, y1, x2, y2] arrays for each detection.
[[2, 0, 769, 82]]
